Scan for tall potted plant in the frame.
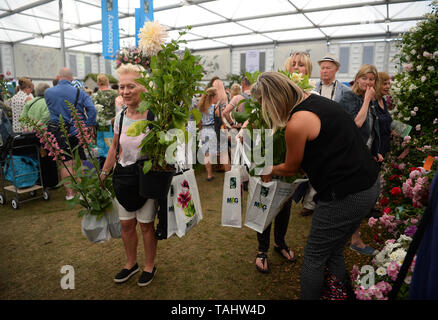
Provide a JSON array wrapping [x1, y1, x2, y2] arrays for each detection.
[[126, 21, 204, 199]]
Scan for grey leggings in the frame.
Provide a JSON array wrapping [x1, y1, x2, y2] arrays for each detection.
[[300, 176, 380, 300]]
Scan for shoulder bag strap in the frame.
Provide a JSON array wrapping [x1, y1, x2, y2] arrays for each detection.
[[115, 107, 127, 163], [27, 97, 43, 112]]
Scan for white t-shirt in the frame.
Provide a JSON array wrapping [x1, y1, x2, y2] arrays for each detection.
[[113, 109, 150, 167]]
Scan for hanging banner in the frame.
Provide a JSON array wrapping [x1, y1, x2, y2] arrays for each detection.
[[102, 0, 120, 60], [135, 0, 154, 46]]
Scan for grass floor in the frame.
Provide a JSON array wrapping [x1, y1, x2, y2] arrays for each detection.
[[0, 166, 374, 300]]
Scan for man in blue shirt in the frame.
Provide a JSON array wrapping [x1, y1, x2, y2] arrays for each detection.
[[45, 67, 97, 200]]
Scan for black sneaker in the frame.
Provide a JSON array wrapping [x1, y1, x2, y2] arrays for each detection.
[[137, 266, 157, 287], [114, 263, 139, 283]]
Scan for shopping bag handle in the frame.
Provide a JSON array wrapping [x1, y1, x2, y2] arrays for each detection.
[[232, 137, 251, 167]]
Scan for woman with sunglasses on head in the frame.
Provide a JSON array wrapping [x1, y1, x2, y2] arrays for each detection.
[[255, 71, 380, 299]]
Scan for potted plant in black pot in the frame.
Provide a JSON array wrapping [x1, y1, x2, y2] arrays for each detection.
[[126, 21, 204, 199]]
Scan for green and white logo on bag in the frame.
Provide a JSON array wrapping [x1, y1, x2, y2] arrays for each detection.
[[260, 186, 270, 197], [230, 177, 237, 189], [254, 201, 268, 211], [227, 197, 239, 204]]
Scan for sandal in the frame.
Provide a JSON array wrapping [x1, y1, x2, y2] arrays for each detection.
[[255, 252, 270, 274], [274, 244, 297, 263]]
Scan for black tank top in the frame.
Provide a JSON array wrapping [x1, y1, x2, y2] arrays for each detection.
[[290, 94, 379, 202]]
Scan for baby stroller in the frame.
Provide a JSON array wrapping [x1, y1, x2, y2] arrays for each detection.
[[0, 110, 50, 209]]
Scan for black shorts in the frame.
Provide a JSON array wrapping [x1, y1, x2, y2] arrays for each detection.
[[48, 122, 86, 162]]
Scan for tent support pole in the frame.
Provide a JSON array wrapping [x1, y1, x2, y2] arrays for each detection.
[[59, 0, 66, 67]]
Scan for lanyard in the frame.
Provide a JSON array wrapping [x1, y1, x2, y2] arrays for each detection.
[[319, 80, 337, 100]]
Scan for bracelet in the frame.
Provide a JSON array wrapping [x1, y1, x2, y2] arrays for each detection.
[[101, 170, 109, 176]]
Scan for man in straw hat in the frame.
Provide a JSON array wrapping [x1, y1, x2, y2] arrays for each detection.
[[315, 53, 350, 103]]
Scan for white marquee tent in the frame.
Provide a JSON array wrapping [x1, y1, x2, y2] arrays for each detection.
[[0, 0, 433, 82]]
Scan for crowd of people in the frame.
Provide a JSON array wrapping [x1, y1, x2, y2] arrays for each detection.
[[0, 50, 395, 298]]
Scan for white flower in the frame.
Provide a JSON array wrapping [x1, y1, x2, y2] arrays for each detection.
[[404, 117, 411, 121], [408, 84, 417, 91], [416, 124, 421, 131], [434, 51, 438, 58], [423, 51, 432, 58], [410, 49, 416, 55], [433, 118, 438, 124], [138, 21, 168, 57], [416, 65, 422, 71], [389, 248, 407, 264], [376, 267, 387, 276], [414, 107, 419, 112], [411, 111, 416, 116], [404, 276, 412, 284], [398, 234, 412, 243], [428, 66, 435, 72], [421, 75, 427, 82]]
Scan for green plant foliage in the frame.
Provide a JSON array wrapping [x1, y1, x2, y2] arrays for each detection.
[[390, 2, 438, 134]]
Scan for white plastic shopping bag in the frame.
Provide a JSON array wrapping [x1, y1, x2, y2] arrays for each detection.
[[81, 213, 110, 243], [171, 169, 202, 237], [167, 184, 178, 238], [221, 165, 242, 227], [107, 199, 121, 239], [221, 140, 249, 228], [244, 176, 308, 233]]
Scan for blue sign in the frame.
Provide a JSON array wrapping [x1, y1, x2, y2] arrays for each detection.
[[101, 0, 120, 60], [135, 0, 154, 46]]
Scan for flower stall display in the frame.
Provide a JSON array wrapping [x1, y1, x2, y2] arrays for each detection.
[[352, 2, 438, 300], [115, 46, 151, 71], [390, 2, 438, 133], [352, 235, 416, 300]]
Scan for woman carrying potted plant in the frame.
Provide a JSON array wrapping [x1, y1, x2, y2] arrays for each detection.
[[255, 72, 380, 300], [100, 64, 158, 287]]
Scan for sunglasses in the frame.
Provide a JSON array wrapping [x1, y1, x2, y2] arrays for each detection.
[[290, 51, 310, 57]]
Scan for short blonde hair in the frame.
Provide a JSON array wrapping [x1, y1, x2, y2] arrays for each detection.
[[230, 83, 241, 99], [18, 77, 32, 90], [376, 71, 390, 99], [351, 64, 379, 96], [97, 74, 109, 86], [284, 52, 313, 76], [116, 63, 145, 77], [251, 71, 306, 133]]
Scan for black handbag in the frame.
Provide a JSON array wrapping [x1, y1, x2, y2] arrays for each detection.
[[112, 108, 148, 212]]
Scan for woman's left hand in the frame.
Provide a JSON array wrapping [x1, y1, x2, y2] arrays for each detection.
[[260, 165, 273, 182]]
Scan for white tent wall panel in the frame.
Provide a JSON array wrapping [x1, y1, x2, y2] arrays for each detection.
[[196, 48, 230, 81], [230, 46, 275, 76], [0, 44, 14, 77], [14, 44, 61, 80]]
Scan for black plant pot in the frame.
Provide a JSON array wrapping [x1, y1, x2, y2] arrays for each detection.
[[138, 168, 175, 199]]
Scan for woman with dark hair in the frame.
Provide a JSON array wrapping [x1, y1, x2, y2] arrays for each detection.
[[10, 77, 33, 133], [253, 71, 380, 299], [375, 71, 393, 159]]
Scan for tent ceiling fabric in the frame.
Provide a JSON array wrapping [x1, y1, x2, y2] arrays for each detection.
[[0, 0, 432, 53]]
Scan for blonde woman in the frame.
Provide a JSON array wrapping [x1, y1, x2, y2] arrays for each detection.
[[339, 64, 382, 256], [254, 72, 380, 299], [284, 51, 313, 76], [284, 52, 317, 217], [100, 64, 158, 287]]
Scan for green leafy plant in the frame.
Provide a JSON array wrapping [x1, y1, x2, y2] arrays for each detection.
[[390, 1, 438, 134], [20, 101, 114, 219], [126, 23, 204, 174]]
